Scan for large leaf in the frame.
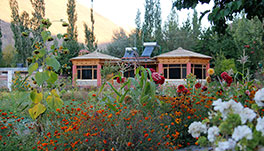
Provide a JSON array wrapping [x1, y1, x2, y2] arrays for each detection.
[[30, 90, 43, 104], [41, 31, 49, 42], [45, 57, 60, 71], [38, 48, 46, 58], [107, 82, 121, 97], [28, 103, 46, 120], [28, 63, 38, 75], [35, 71, 49, 85], [46, 90, 63, 110], [47, 71, 58, 84]]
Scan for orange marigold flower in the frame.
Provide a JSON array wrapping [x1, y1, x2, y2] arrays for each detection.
[[92, 94, 96, 97], [108, 114, 113, 118], [111, 147, 115, 151], [187, 116, 191, 119], [127, 142, 132, 147], [148, 138, 151, 141], [171, 122, 174, 125], [144, 117, 149, 120], [144, 133, 149, 138], [56, 108, 60, 112], [42, 143, 48, 147], [103, 140, 107, 144]]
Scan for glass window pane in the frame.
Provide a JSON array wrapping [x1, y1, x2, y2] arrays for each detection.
[[169, 64, 180, 67], [93, 66, 97, 68], [182, 68, 186, 78], [94, 70, 97, 79], [194, 68, 202, 79], [82, 69, 92, 79], [163, 64, 168, 67], [195, 64, 202, 68], [77, 70, 81, 79], [169, 68, 181, 79], [130, 70, 135, 78], [203, 69, 206, 79], [77, 66, 81, 68], [164, 69, 167, 78], [124, 71, 128, 78], [83, 66, 92, 68], [182, 64, 186, 67]]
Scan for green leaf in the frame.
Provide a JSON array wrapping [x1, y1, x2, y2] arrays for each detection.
[[38, 48, 46, 58], [106, 103, 118, 112], [57, 34, 62, 39], [46, 57, 60, 71], [41, 31, 49, 42], [28, 103, 46, 120], [46, 89, 63, 110], [35, 71, 49, 85], [51, 45, 55, 50], [107, 82, 121, 97], [28, 63, 38, 75], [30, 90, 43, 104], [47, 71, 58, 84]]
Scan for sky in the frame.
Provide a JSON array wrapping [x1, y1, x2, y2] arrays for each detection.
[[77, 0, 214, 31]]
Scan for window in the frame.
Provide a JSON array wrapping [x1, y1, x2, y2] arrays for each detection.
[[191, 64, 206, 79], [77, 65, 97, 80], [124, 68, 135, 78], [163, 64, 187, 79]]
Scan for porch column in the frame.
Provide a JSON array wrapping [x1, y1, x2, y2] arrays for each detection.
[[158, 63, 163, 74], [187, 62, 191, 75], [97, 64, 101, 87], [206, 63, 210, 77], [72, 65, 77, 86], [7, 70, 13, 91]]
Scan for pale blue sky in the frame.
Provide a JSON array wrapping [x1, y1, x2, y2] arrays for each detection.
[[77, 0, 214, 31]]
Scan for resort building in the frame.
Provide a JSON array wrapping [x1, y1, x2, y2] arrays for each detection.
[[70, 43, 211, 87]]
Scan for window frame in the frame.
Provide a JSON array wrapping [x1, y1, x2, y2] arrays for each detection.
[[76, 65, 97, 80], [163, 64, 187, 79], [191, 64, 207, 79]]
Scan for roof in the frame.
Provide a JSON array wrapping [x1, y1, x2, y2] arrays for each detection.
[[153, 47, 212, 59], [70, 51, 121, 61]]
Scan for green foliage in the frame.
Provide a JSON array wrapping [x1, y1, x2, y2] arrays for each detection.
[[213, 52, 237, 76], [30, 0, 45, 41], [67, 0, 78, 40], [0, 23, 2, 65], [100, 61, 119, 80], [1, 45, 17, 67], [173, 0, 264, 34], [84, 23, 97, 51]]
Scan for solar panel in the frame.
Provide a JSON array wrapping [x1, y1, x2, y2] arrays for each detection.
[[123, 50, 136, 58], [141, 46, 154, 57]]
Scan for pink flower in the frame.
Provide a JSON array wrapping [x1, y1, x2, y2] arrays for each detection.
[[244, 45, 250, 48], [221, 72, 229, 80], [226, 76, 233, 86], [149, 68, 156, 73], [202, 86, 208, 91]]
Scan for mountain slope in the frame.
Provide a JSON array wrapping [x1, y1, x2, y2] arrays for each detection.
[[0, 0, 122, 49]]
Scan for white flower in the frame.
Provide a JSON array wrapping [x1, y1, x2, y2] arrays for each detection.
[[207, 126, 219, 142], [232, 125, 253, 141], [215, 139, 236, 151], [213, 99, 243, 119], [188, 121, 207, 138], [256, 117, 264, 136], [254, 88, 264, 107], [239, 107, 256, 124]]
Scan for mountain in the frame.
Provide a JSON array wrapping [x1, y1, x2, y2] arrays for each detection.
[[0, 0, 124, 50]]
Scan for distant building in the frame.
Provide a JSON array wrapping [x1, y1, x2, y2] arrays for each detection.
[[70, 43, 211, 87]]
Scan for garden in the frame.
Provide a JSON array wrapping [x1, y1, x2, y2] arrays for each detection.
[[0, 19, 264, 151]]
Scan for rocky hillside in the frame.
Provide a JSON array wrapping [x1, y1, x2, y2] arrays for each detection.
[[0, 0, 124, 50]]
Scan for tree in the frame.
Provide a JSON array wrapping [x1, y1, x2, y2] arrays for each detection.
[[153, 0, 163, 53], [67, 0, 78, 41], [173, 0, 264, 34], [30, 0, 45, 41], [142, 0, 155, 42], [0, 21, 2, 65], [134, 9, 143, 54], [106, 28, 133, 58]]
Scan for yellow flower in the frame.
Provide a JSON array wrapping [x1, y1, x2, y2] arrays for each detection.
[[206, 76, 212, 83], [208, 68, 215, 75]]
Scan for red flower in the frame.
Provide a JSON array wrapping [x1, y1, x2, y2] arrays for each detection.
[[152, 72, 165, 85], [195, 83, 201, 89], [226, 76, 233, 86], [177, 85, 185, 92], [220, 72, 229, 80], [117, 77, 125, 84], [202, 86, 207, 91], [149, 68, 156, 73], [244, 45, 250, 48]]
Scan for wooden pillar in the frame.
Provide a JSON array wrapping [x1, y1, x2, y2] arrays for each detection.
[[158, 63, 163, 74], [206, 63, 210, 77], [72, 64, 77, 86], [97, 64, 101, 87], [187, 62, 191, 75]]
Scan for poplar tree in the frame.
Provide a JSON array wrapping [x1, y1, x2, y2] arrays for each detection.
[[0, 21, 2, 63], [67, 0, 78, 40], [134, 9, 143, 54], [30, 0, 45, 41], [154, 0, 163, 49], [142, 0, 155, 42]]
